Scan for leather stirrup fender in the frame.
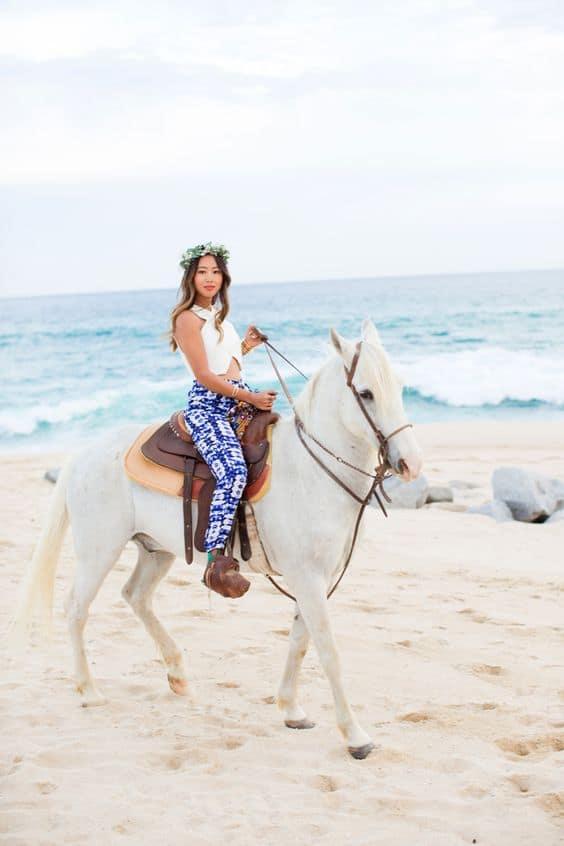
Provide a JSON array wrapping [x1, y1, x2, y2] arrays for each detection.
[[183, 456, 196, 564], [237, 502, 252, 560]]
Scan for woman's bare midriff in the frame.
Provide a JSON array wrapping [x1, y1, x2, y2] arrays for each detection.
[[219, 356, 242, 381]]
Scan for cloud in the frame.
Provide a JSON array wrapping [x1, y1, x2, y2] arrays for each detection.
[[477, 0, 564, 31], [2, 1, 563, 183], [1, 1, 563, 293]]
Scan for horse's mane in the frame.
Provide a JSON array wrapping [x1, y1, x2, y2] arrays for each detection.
[[293, 361, 325, 419], [293, 338, 400, 420], [361, 341, 401, 410]]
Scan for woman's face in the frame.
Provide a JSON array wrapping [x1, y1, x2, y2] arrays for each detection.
[[194, 254, 223, 300]]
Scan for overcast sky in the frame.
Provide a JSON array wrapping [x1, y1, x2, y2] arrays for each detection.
[[1, 0, 563, 297]]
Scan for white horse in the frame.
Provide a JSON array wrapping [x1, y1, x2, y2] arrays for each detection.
[[8, 319, 422, 759]]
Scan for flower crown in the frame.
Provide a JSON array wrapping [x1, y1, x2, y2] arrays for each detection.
[[179, 241, 230, 269]]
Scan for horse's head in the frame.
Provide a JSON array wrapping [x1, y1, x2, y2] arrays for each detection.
[[329, 319, 423, 481]]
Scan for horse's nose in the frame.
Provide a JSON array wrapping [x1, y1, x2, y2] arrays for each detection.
[[398, 453, 423, 481], [398, 458, 411, 481]]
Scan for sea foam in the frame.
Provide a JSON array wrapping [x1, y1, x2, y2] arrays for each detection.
[[398, 347, 564, 407]]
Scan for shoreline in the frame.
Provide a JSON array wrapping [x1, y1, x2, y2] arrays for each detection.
[[2, 417, 563, 472]]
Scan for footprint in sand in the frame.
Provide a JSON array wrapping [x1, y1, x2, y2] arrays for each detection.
[[458, 608, 489, 624], [223, 736, 245, 751], [460, 784, 490, 799], [398, 711, 433, 723], [312, 774, 339, 793], [470, 663, 505, 677], [35, 781, 58, 795], [374, 747, 408, 763], [148, 749, 209, 770], [507, 773, 531, 794], [216, 681, 240, 689], [536, 792, 564, 821], [353, 602, 391, 614], [496, 734, 564, 758]]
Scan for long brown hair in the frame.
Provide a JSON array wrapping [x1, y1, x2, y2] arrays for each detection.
[[167, 253, 232, 352]]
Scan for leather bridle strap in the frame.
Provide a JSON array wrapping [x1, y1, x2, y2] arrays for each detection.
[[295, 418, 370, 505], [261, 337, 414, 602], [344, 340, 413, 449]]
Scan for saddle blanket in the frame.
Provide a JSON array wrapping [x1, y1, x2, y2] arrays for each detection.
[[123, 421, 275, 503]]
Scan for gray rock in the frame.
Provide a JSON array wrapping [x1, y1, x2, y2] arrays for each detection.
[[449, 480, 479, 490], [426, 486, 454, 504], [380, 474, 429, 509], [468, 499, 513, 522], [44, 468, 60, 484], [545, 509, 564, 525], [492, 467, 564, 522]]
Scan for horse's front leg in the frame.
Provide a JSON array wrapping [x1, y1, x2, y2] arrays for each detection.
[[121, 545, 188, 696], [291, 575, 375, 759], [277, 607, 315, 730]]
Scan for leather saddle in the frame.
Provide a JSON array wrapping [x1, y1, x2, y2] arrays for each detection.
[[141, 409, 280, 565]]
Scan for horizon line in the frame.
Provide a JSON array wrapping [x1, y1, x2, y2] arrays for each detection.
[[1, 264, 562, 302]]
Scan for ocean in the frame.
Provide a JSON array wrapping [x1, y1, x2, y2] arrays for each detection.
[[1, 269, 563, 453]]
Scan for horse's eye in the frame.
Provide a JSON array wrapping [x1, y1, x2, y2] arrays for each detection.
[[359, 388, 374, 400]]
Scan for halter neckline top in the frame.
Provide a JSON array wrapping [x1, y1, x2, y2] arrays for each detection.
[[177, 303, 243, 378], [190, 304, 215, 319]]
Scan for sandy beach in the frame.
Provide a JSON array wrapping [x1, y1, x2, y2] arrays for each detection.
[[1, 421, 563, 845]]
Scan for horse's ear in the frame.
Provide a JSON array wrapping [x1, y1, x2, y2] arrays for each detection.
[[330, 328, 355, 366], [361, 318, 381, 346], [330, 327, 342, 353]]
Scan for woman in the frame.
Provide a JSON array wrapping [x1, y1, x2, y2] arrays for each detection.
[[169, 242, 277, 599]]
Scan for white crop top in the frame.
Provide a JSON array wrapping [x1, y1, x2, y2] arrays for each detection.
[[176, 304, 243, 378]]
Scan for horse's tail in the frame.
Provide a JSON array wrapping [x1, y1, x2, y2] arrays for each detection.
[[4, 457, 73, 651]]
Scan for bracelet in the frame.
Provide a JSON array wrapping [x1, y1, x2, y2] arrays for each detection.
[[241, 339, 251, 355], [231, 384, 239, 399]]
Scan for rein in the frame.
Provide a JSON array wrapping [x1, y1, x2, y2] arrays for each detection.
[[257, 336, 413, 601]]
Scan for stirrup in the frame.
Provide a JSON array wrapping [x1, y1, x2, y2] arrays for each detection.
[[202, 552, 250, 599]]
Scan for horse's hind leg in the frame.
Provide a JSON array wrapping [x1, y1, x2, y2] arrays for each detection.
[[277, 608, 315, 730], [121, 543, 188, 696], [65, 546, 125, 707]]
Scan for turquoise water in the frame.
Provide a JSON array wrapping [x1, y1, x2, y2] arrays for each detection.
[[1, 269, 563, 452]]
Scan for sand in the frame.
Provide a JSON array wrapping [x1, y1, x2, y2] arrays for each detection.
[[1, 421, 563, 845]]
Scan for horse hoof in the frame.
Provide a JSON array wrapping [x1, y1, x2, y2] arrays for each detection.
[[77, 687, 107, 708], [168, 675, 189, 696], [285, 718, 316, 730], [348, 741, 375, 760]]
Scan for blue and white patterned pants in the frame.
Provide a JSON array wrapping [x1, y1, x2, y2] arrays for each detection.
[[183, 377, 259, 551]]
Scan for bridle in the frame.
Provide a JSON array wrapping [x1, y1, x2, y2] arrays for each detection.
[[258, 337, 413, 600]]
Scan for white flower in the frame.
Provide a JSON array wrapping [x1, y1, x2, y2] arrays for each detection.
[[179, 241, 230, 268]]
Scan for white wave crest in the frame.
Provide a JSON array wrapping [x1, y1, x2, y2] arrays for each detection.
[[398, 347, 564, 407], [0, 390, 119, 436]]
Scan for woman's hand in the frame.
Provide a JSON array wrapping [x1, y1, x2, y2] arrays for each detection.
[[249, 390, 277, 411], [243, 324, 267, 351]]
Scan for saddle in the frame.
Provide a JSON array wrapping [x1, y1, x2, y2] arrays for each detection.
[[140, 409, 280, 565]]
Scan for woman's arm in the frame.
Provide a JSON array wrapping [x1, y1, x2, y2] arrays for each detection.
[[175, 311, 256, 402]]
